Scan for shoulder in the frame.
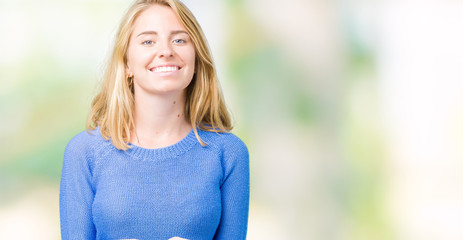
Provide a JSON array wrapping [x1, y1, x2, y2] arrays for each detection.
[[66, 128, 100, 148], [64, 128, 105, 157], [198, 130, 249, 184], [198, 130, 248, 152], [198, 130, 249, 165]]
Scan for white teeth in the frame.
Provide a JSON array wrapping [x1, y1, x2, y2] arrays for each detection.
[[152, 66, 179, 73]]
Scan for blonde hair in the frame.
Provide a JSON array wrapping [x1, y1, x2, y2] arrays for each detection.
[[87, 0, 232, 150]]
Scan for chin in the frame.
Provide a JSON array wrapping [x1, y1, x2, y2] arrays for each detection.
[[134, 79, 191, 96], [151, 85, 189, 95]]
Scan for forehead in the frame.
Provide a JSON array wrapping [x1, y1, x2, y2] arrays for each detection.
[[132, 4, 186, 34]]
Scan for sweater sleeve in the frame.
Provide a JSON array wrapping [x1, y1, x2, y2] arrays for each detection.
[[59, 133, 96, 240], [214, 135, 250, 240]]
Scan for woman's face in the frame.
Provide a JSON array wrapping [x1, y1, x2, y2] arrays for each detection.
[[126, 4, 196, 97]]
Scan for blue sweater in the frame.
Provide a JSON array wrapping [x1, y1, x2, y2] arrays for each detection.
[[59, 128, 249, 240]]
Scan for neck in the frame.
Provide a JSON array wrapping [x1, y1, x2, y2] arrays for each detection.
[[132, 90, 192, 149]]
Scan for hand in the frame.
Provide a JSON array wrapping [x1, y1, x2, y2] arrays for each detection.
[[168, 237, 189, 240]]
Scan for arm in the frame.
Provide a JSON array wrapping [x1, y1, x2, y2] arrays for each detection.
[[214, 136, 250, 240], [59, 134, 96, 240]]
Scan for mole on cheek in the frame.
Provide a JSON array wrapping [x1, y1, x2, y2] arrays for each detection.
[[177, 114, 180, 118], [173, 101, 176, 104]]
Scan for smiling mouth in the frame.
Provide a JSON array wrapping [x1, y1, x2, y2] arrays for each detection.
[[150, 66, 181, 73]]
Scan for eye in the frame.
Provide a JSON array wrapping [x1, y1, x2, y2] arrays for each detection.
[[173, 39, 186, 44], [142, 40, 154, 45]]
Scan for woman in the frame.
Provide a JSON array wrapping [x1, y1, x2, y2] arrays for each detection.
[[59, 0, 249, 239]]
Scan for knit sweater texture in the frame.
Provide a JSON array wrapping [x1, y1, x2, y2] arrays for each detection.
[[59, 128, 249, 240]]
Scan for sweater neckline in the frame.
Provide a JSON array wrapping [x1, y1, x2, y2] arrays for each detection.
[[125, 129, 198, 160]]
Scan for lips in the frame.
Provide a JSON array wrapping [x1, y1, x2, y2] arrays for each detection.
[[149, 65, 181, 73]]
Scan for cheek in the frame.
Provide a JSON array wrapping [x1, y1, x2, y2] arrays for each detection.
[[127, 45, 149, 68], [188, 49, 196, 69], [127, 49, 139, 65]]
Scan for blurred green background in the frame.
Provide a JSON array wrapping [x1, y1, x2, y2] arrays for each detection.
[[1, 0, 463, 239]]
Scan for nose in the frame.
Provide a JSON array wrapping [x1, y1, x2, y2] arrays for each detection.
[[158, 41, 174, 58]]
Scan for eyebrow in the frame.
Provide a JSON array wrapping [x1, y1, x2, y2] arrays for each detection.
[[136, 30, 189, 37]]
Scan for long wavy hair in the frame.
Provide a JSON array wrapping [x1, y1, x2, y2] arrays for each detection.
[[87, 0, 232, 150]]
